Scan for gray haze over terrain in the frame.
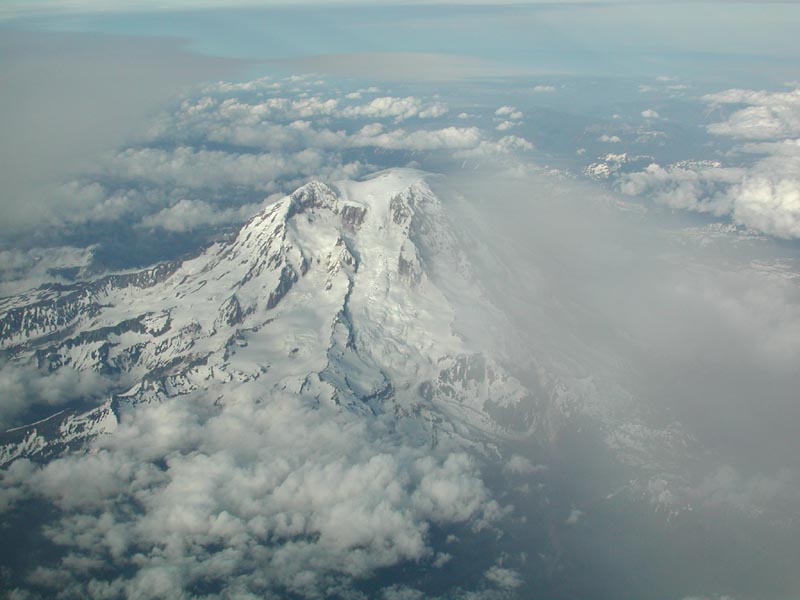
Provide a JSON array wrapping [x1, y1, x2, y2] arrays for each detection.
[[0, 31, 238, 238], [444, 170, 800, 473]]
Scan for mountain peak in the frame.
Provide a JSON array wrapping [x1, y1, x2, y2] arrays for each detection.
[[287, 179, 339, 215], [0, 169, 683, 495]]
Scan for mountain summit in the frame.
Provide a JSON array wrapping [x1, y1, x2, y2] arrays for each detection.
[[0, 170, 547, 465], [1, 168, 748, 598], [1, 168, 692, 513]]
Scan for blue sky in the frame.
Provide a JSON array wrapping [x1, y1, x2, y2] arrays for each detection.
[[4, 2, 800, 85]]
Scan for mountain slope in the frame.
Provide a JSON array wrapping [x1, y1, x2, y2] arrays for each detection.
[[0, 169, 688, 501], [0, 171, 540, 463]]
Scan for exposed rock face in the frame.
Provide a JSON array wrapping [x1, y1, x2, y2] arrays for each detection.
[[0, 261, 179, 351]]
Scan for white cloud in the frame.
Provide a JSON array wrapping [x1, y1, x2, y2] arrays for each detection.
[[152, 89, 522, 160], [704, 88, 800, 139], [215, 96, 341, 122], [692, 465, 800, 515], [350, 124, 484, 151], [0, 387, 501, 597], [24, 81, 541, 232], [727, 172, 800, 239], [105, 146, 351, 191], [0, 245, 95, 296], [532, 85, 555, 93], [55, 181, 143, 223], [621, 88, 800, 238], [455, 135, 534, 158], [503, 455, 546, 475], [342, 96, 449, 121], [0, 364, 115, 430], [484, 566, 523, 589], [599, 134, 622, 143], [494, 106, 523, 120], [231, 121, 343, 149], [203, 77, 282, 94], [641, 109, 660, 119], [620, 142, 800, 238], [709, 105, 800, 140], [704, 88, 800, 107], [565, 508, 584, 525], [620, 162, 741, 215], [138, 199, 264, 232], [382, 586, 426, 600]]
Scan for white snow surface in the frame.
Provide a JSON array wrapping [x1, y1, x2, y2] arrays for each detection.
[[1, 168, 689, 504]]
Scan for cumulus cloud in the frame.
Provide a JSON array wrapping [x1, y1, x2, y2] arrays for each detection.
[[599, 134, 622, 143], [620, 88, 800, 238], [484, 566, 523, 589], [492, 108, 524, 135], [342, 96, 449, 121], [145, 85, 529, 170], [0, 386, 501, 598], [455, 135, 534, 158], [620, 162, 741, 215], [709, 104, 800, 140], [53, 181, 146, 224], [503, 454, 545, 475], [620, 145, 800, 238], [704, 88, 800, 139], [726, 172, 800, 239], [181, 93, 448, 127], [0, 245, 95, 296], [494, 106, 521, 119], [156, 95, 482, 157], [138, 199, 265, 232], [34, 180, 252, 235], [641, 109, 660, 119], [447, 168, 800, 486], [532, 85, 555, 93], [104, 146, 356, 191], [216, 96, 341, 121], [692, 465, 800, 515], [203, 76, 283, 94], [0, 364, 115, 430], [565, 508, 584, 525], [349, 124, 484, 151], [0, 74, 541, 241]]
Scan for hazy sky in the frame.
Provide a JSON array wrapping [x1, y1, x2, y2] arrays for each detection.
[[0, 31, 240, 239]]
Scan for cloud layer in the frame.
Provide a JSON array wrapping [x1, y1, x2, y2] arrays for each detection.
[[3, 74, 533, 248], [620, 87, 800, 238], [1, 386, 502, 598]]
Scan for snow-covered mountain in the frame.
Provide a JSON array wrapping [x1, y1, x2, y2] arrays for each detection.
[[0, 169, 686, 493]]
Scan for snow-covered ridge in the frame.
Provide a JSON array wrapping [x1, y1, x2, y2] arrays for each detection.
[[0, 170, 538, 464]]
